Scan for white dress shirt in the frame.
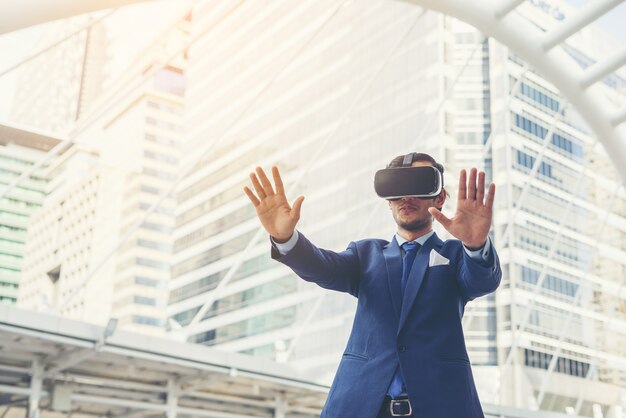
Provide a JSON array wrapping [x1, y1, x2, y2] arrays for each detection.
[[273, 230, 492, 263]]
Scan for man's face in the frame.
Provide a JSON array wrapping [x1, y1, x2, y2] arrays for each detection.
[[388, 161, 446, 232]]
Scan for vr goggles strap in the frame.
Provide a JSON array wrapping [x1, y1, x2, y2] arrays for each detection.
[[402, 153, 413, 167]]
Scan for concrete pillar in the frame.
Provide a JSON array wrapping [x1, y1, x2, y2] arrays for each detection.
[[166, 379, 180, 418], [274, 394, 286, 418], [607, 405, 624, 418], [28, 359, 43, 418]]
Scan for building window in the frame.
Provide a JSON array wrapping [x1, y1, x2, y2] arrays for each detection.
[[132, 315, 162, 326], [524, 349, 590, 377], [133, 295, 156, 306], [513, 113, 584, 160]]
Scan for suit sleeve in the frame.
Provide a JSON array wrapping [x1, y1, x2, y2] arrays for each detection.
[[271, 232, 360, 297], [455, 238, 502, 301]]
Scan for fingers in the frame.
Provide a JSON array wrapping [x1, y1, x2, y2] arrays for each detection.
[[476, 171, 485, 202], [460, 168, 494, 207], [485, 183, 496, 210], [467, 168, 477, 200], [428, 207, 452, 229], [249, 171, 266, 199], [457, 169, 467, 201], [243, 186, 260, 207], [272, 166, 285, 196], [246, 166, 290, 206], [256, 166, 275, 196], [291, 195, 305, 219]]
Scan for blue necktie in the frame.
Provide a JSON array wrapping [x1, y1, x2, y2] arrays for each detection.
[[388, 241, 420, 399]]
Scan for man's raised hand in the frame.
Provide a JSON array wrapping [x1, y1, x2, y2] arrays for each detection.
[[428, 168, 495, 250], [243, 166, 304, 243]]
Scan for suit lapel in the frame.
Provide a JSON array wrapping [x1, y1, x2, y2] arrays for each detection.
[[383, 237, 402, 320], [398, 233, 444, 333]]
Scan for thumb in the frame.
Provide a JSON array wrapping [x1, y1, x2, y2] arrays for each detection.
[[291, 195, 305, 220], [429, 207, 451, 229]]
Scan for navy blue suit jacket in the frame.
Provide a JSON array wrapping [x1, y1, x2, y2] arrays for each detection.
[[271, 231, 501, 418]]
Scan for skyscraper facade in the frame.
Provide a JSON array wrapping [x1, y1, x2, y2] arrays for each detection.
[[10, 15, 106, 134], [18, 70, 184, 333], [170, 0, 626, 416], [0, 123, 60, 305], [18, 67, 185, 336], [17, 11, 189, 334], [171, 0, 486, 373], [489, 2, 626, 415]]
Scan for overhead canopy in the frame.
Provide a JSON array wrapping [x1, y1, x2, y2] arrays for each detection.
[[0, 305, 327, 417], [0, 305, 593, 418]]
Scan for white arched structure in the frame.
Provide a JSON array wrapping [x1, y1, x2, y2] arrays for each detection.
[[402, 0, 626, 183], [1, 0, 624, 181], [0, 0, 152, 35]]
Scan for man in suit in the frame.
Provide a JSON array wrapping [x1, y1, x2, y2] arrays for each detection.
[[243, 152, 501, 418]]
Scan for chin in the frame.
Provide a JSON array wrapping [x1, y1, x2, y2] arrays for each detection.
[[399, 219, 430, 232]]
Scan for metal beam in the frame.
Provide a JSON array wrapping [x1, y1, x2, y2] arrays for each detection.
[[579, 44, 626, 88], [43, 319, 116, 378], [182, 390, 274, 409], [611, 105, 626, 127], [44, 348, 96, 378], [402, 0, 626, 183], [0, 0, 153, 35], [71, 394, 254, 418], [494, 0, 526, 19], [542, 0, 624, 51], [0, 364, 30, 374], [0, 385, 34, 396], [71, 394, 166, 412]]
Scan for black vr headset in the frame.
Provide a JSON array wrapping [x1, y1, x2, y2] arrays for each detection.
[[374, 153, 443, 201]]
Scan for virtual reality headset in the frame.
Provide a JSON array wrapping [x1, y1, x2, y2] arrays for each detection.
[[374, 154, 443, 200]]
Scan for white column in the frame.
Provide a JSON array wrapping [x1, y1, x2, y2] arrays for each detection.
[[274, 394, 286, 418], [166, 379, 179, 418], [28, 359, 43, 418], [607, 405, 624, 418]]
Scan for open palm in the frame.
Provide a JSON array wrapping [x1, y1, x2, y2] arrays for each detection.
[[244, 166, 304, 242], [429, 168, 495, 250]]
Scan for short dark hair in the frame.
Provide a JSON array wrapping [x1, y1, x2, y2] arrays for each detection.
[[386, 152, 445, 175]]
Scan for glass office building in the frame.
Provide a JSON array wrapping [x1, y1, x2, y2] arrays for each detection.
[[0, 124, 59, 305], [18, 76, 184, 334], [489, 3, 626, 414], [10, 16, 106, 134]]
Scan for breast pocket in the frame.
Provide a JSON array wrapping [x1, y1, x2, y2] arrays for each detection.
[[422, 265, 460, 302], [342, 351, 369, 362]]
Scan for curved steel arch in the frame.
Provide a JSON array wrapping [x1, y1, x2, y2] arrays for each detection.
[[0, 0, 152, 35], [403, 0, 626, 183], [2, 0, 624, 181]]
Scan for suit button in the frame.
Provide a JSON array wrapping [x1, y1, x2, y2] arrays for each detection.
[[398, 345, 406, 352]]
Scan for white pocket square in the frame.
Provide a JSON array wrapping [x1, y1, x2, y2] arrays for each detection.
[[429, 249, 450, 267]]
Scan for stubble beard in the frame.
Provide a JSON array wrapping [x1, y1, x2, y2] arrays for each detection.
[[394, 212, 432, 232]]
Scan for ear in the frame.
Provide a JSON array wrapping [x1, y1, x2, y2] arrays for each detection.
[[434, 188, 446, 210]]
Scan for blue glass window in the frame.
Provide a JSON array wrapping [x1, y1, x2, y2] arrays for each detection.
[[514, 114, 584, 160]]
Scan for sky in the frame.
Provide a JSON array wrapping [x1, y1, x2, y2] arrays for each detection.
[[565, 0, 626, 41], [0, 0, 625, 123]]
